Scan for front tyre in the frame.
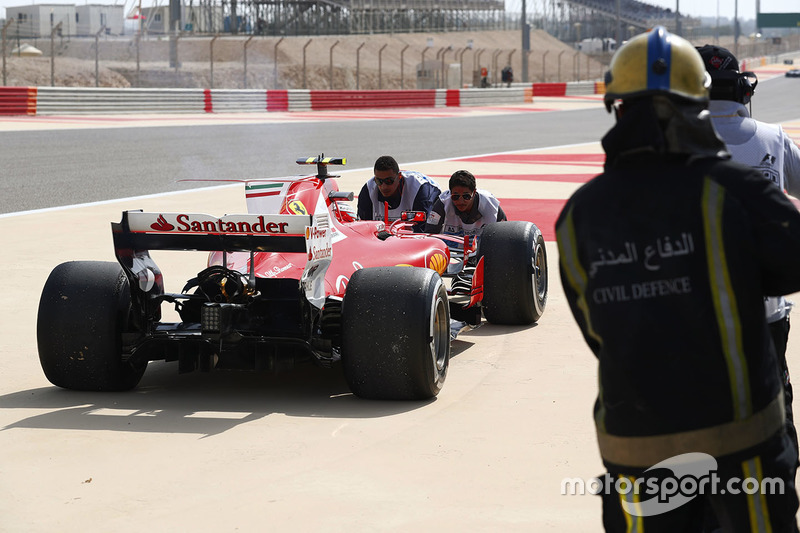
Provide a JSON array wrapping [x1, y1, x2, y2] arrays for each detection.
[[342, 267, 450, 400], [37, 261, 146, 391], [481, 221, 548, 325]]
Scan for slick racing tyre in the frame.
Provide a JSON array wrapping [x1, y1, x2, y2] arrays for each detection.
[[341, 267, 450, 400], [481, 221, 548, 325], [37, 261, 146, 391]]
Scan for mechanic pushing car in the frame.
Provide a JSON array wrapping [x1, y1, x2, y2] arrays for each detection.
[[556, 27, 800, 531], [357, 155, 441, 232], [698, 44, 800, 460], [425, 169, 508, 294], [424, 169, 508, 237]]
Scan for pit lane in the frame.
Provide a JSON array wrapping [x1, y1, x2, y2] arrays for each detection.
[[1, 70, 799, 531]]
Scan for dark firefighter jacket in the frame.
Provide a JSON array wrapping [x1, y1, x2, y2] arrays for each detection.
[[556, 97, 800, 468]]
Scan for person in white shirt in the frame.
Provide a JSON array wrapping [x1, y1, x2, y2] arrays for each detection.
[[699, 44, 800, 457], [424, 170, 507, 237], [425, 170, 507, 294]]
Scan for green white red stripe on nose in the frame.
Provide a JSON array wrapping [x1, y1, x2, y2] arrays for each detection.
[[246, 182, 284, 198]]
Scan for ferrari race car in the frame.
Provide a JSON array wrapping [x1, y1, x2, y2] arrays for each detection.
[[786, 69, 800, 78], [37, 156, 548, 400]]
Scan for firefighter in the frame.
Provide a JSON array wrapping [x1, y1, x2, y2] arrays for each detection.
[[556, 27, 800, 532]]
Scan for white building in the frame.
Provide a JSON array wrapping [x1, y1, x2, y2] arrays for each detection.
[[76, 5, 124, 36], [4, 4, 124, 38], [139, 5, 224, 35]]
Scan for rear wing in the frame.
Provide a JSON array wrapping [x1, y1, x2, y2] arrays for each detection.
[[112, 210, 312, 253]]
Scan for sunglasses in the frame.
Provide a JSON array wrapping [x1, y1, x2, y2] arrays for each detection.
[[451, 193, 473, 201], [374, 176, 396, 186]]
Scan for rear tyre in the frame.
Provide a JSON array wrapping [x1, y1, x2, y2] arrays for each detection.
[[481, 221, 548, 325], [37, 261, 146, 391], [342, 267, 450, 400]]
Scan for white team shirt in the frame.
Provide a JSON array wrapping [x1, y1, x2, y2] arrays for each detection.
[[710, 99, 800, 322]]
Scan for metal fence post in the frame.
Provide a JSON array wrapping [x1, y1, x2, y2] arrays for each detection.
[[542, 50, 549, 82], [475, 48, 485, 86], [2, 19, 13, 87], [420, 46, 429, 81], [440, 46, 452, 89], [506, 48, 515, 83], [378, 43, 387, 90], [210, 34, 220, 89], [174, 33, 181, 75], [524, 49, 531, 84], [491, 49, 502, 87], [94, 25, 106, 87], [458, 47, 467, 89], [586, 53, 590, 80], [400, 44, 409, 90], [329, 40, 339, 90], [302, 39, 312, 89], [243, 35, 254, 89], [273, 37, 284, 89], [135, 31, 140, 87], [356, 42, 365, 90], [50, 21, 62, 87]]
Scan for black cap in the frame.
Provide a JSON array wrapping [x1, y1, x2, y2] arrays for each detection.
[[695, 44, 756, 103], [696, 45, 740, 74]]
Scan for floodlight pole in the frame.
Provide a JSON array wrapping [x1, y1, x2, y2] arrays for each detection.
[[521, 0, 529, 82], [756, 0, 761, 35]]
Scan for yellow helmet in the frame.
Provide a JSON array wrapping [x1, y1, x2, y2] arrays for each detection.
[[604, 26, 710, 111]]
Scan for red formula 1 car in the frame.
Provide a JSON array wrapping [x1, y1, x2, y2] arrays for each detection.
[[37, 156, 547, 400]]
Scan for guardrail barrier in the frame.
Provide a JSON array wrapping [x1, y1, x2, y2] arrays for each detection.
[[3, 81, 602, 115]]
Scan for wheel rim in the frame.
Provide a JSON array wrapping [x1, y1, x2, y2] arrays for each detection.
[[430, 295, 449, 373], [531, 242, 548, 303]]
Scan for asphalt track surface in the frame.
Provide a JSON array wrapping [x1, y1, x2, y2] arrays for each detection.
[[2, 74, 799, 215], [1, 68, 800, 531], [0, 104, 612, 214]]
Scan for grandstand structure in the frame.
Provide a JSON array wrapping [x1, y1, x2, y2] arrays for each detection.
[[145, 0, 508, 36], [535, 0, 694, 43], [136, 0, 685, 39]]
